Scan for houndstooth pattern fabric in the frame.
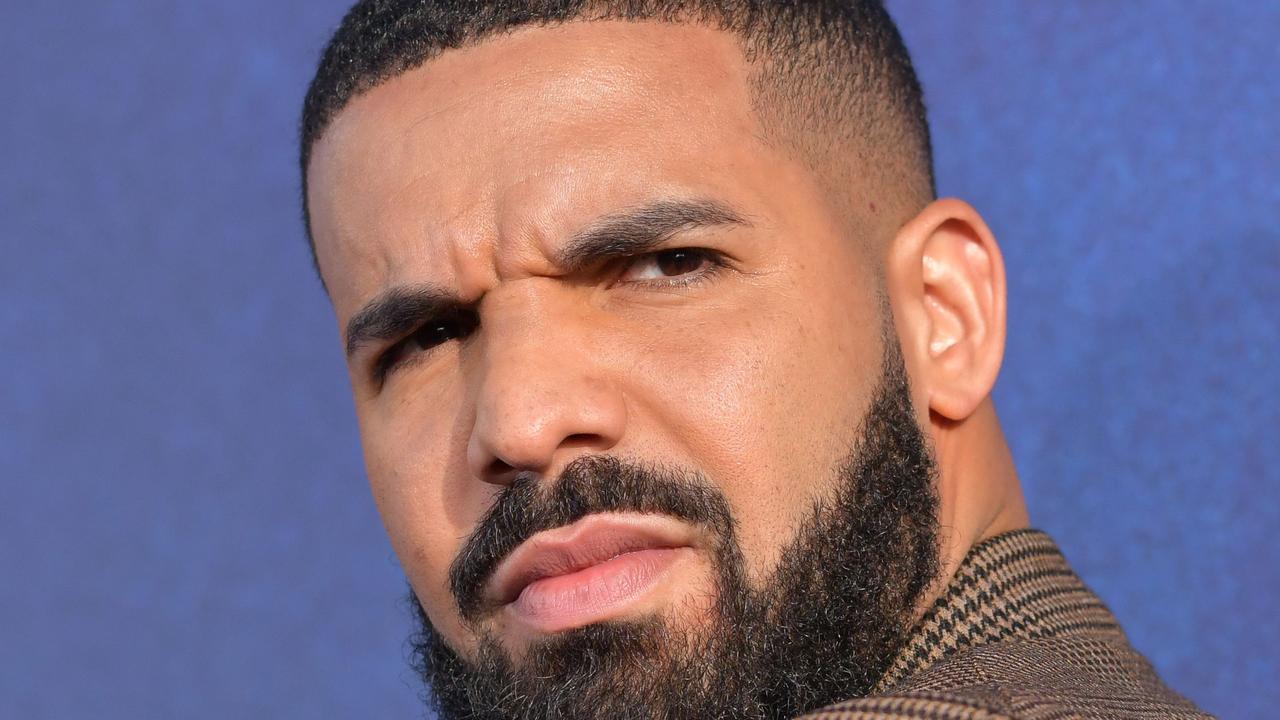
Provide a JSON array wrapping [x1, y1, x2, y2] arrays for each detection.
[[794, 529, 1213, 720]]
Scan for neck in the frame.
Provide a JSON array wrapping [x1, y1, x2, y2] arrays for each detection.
[[929, 398, 1031, 598]]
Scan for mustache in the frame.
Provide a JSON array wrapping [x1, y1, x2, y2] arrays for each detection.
[[449, 455, 735, 622]]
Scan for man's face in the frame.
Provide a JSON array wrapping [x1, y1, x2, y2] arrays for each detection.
[[308, 20, 939, 717]]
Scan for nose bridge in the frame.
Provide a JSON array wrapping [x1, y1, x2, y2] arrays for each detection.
[[467, 281, 625, 482]]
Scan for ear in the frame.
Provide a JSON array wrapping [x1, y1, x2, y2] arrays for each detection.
[[886, 198, 1007, 421]]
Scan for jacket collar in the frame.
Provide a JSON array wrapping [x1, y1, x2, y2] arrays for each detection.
[[875, 528, 1126, 693]]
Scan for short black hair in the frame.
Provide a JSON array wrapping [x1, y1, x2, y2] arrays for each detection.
[[300, 0, 934, 269]]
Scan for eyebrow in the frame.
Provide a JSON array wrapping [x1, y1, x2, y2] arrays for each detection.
[[345, 286, 464, 359], [555, 198, 750, 273], [344, 198, 750, 359]]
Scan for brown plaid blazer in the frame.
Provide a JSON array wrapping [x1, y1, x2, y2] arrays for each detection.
[[797, 529, 1213, 720]]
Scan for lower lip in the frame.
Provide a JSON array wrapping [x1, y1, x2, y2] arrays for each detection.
[[506, 548, 687, 633]]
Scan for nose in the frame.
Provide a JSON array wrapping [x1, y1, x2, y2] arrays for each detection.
[[465, 292, 627, 485]]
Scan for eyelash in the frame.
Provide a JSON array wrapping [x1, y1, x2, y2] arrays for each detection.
[[373, 247, 727, 381]]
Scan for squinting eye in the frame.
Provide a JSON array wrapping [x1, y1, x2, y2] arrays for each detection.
[[619, 249, 717, 283], [410, 322, 463, 351], [376, 309, 479, 378]]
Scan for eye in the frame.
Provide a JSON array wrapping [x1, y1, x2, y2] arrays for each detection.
[[618, 248, 720, 285], [376, 309, 479, 379]]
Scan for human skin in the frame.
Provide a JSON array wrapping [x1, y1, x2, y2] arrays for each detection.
[[306, 20, 1030, 663]]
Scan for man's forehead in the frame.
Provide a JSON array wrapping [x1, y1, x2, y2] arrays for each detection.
[[306, 20, 768, 315]]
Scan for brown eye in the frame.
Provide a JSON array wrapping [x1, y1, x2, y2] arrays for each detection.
[[619, 249, 718, 283], [410, 323, 458, 351], [377, 309, 478, 378], [655, 250, 707, 276]]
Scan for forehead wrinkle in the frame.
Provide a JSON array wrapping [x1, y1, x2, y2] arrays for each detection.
[[319, 21, 773, 313], [486, 163, 599, 281], [374, 75, 673, 290]]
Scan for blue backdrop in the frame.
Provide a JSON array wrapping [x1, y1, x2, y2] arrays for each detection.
[[2, 2, 1275, 718]]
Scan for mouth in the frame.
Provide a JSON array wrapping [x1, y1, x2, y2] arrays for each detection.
[[484, 513, 698, 634]]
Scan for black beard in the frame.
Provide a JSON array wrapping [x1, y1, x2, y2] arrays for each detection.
[[408, 334, 940, 720]]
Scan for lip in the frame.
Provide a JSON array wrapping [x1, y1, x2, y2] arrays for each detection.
[[485, 513, 697, 630]]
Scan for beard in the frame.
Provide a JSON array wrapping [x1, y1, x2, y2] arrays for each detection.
[[407, 332, 940, 720]]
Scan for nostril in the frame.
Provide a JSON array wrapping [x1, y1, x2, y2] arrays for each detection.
[[486, 457, 516, 480], [562, 433, 604, 450], [481, 461, 540, 488]]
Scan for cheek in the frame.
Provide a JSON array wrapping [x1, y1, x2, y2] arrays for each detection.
[[623, 284, 882, 580], [356, 382, 488, 653]]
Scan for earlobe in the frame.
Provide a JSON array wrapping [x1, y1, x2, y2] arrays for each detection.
[[888, 199, 1007, 422]]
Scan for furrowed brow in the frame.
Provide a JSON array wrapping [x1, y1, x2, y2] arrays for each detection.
[[343, 200, 746, 358], [554, 199, 750, 273], [344, 285, 467, 359]]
